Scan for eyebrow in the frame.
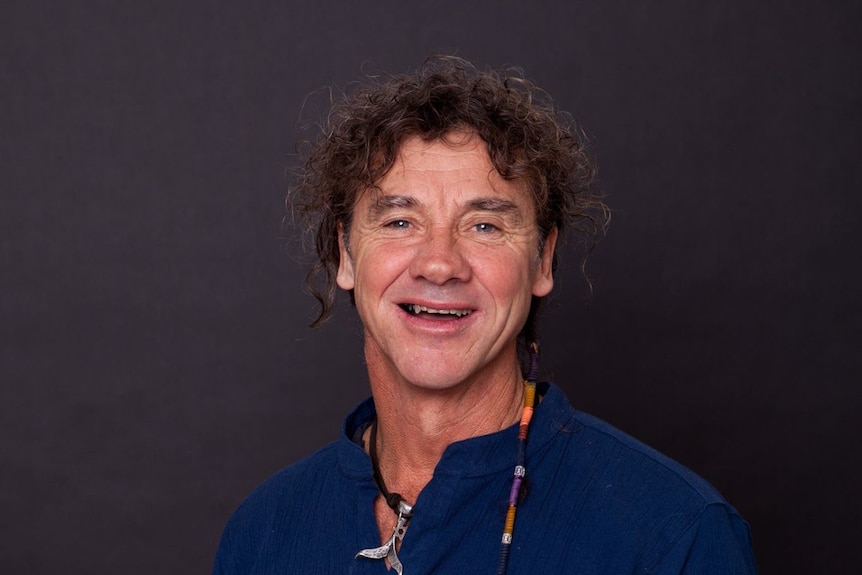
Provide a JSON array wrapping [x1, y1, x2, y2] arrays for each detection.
[[468, 197, 521, 214], [363, 194, 524, 222], [468, 197, 525, 225], [364, 194, 417, 220]]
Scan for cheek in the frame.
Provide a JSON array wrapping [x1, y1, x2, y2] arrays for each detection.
[[353, 245, 413, 294], [472, 247, 535, 288], [471, 255, 536, 320]]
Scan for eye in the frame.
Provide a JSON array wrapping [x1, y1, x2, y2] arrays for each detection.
[[385, 219, 411, 230], [474, 222, 499, 233]]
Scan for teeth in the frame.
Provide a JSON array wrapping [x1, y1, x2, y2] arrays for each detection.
[[406, 304, 471, 318]]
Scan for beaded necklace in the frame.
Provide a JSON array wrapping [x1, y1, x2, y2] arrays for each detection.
[[496, 342, 540, 575], [355, 343, 541, 575]]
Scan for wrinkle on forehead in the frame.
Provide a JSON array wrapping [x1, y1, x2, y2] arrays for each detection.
[[397, 132, 489, 171], [355, 130, 533, 216]]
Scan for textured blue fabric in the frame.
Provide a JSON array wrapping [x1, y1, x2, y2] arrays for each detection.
[[213, 383, 757, 574]]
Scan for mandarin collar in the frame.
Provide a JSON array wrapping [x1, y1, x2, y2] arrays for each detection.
[[336, 383, 578, 480]]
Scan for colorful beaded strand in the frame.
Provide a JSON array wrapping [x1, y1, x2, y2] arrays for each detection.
[[496, 342, 540, 575]]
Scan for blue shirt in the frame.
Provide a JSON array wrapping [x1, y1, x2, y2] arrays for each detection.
[[213, 383, 757, 573]]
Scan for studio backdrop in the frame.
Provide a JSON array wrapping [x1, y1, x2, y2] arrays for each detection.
[[1, 1, 859, 573]]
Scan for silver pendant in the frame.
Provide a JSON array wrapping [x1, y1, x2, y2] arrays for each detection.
[[356, 501, 413, 575]]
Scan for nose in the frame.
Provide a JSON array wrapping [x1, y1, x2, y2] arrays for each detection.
[[408, 226, 472, 285]]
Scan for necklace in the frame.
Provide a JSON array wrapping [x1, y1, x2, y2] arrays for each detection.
[[355, 343, 541, 575], [355, 421, 413, 575], [496, 341, 541, 575], [497, 374, 537, 574]]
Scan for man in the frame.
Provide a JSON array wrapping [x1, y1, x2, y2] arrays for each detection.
[[213, 56, 757, 574]]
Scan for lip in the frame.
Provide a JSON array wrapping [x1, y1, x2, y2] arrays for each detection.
[[395, 300, 478, 333], [400, 303, 473, 317], [398, 298, 476, 312]]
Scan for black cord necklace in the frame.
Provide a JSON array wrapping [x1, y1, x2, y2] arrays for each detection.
[[355, 343, 540, 575], [368, 421, 411, 515], [355, 421, 413, 575]]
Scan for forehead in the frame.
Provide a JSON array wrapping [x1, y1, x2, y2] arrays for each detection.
[[356, 131, 533, 208], [392, 131, 493, 171]]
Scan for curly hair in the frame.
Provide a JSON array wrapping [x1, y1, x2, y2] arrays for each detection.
[[292, 55, 608, 343]]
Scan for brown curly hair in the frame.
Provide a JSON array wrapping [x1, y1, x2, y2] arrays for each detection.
[[292, 55, 608, 344]]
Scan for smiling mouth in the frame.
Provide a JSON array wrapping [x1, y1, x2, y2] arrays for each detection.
[[400, 304, 473, 318]]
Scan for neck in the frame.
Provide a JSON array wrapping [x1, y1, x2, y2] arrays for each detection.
[[365, 346, 525, 505]]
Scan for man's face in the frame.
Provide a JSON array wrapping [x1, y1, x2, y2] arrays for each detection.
[[336, 131, 556, 391]]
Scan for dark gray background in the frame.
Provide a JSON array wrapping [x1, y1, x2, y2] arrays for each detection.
[[2, 1, 859, 572]]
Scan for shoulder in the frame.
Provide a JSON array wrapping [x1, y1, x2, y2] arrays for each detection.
[[536, 385, 730, 507], [212, 398, 377, 574], [224, 441, 342, 529], [212, 442, 343, 574], [573, 412, 755, 570], [570, 409, 727, 504], [531, 386, 757, 571]]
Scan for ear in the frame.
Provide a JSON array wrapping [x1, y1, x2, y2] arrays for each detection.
[[336, 222, 355, 291], [532, 226, 557, 297]]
